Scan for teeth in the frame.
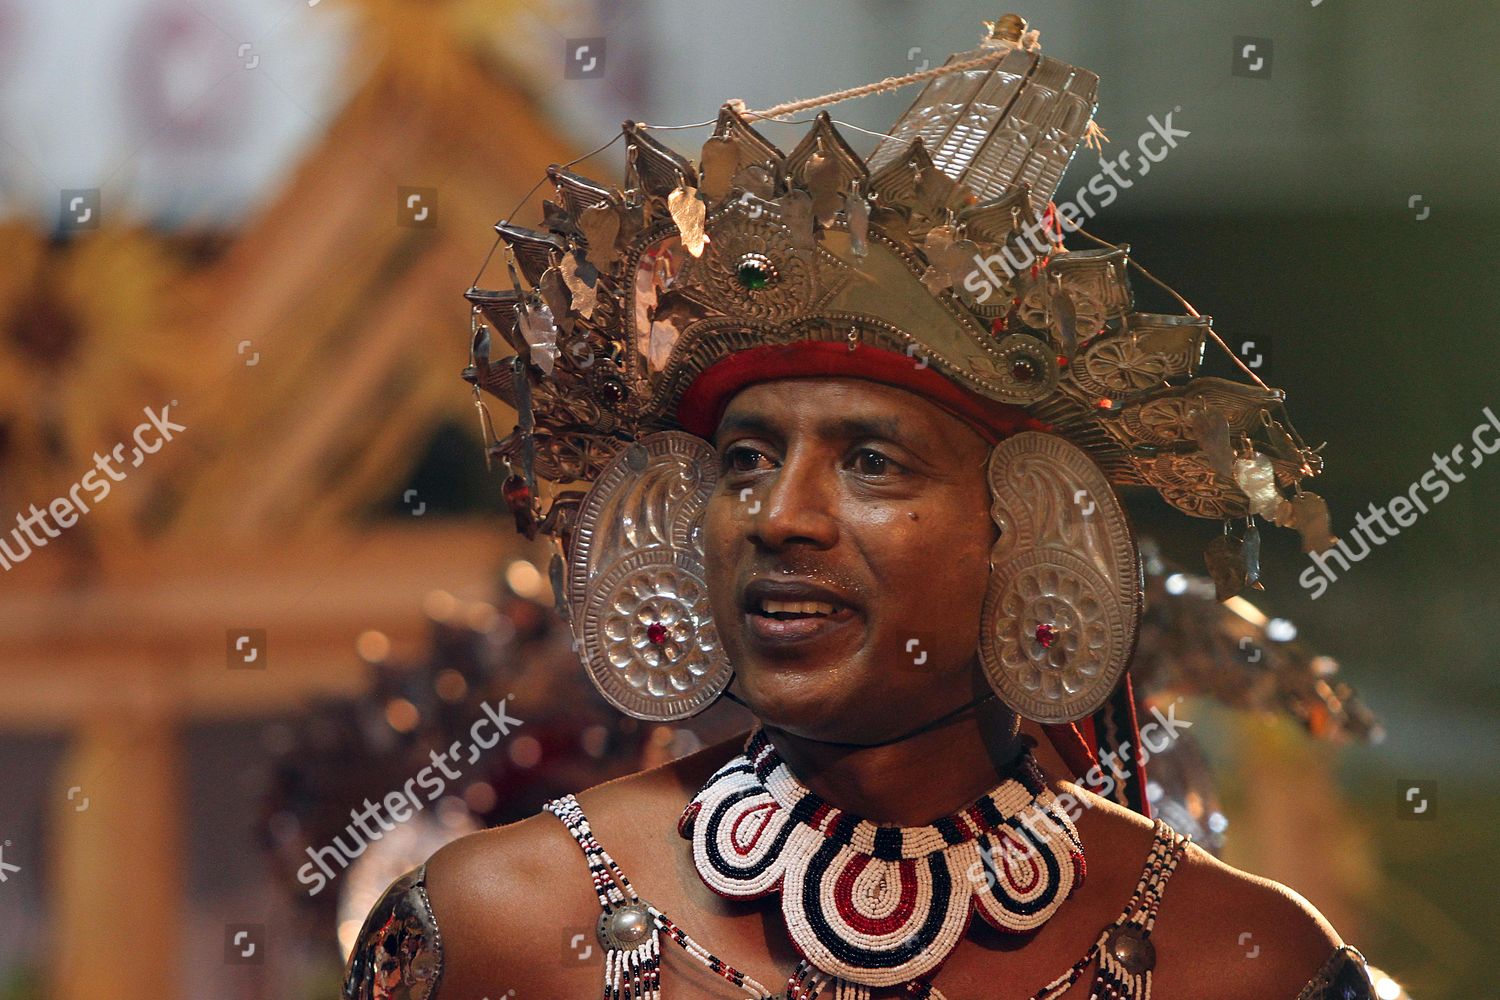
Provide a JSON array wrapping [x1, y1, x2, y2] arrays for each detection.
[[760, 598, 838, 615]]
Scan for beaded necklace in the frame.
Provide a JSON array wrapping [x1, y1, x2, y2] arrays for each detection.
[[678, 726, 1086, 993], [545, 732, 1190, 1000]]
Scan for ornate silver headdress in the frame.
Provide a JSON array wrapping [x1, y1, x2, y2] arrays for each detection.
[[462, 13, 1336, 724]]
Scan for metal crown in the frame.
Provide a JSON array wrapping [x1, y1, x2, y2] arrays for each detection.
[[463, 14, 1332, 574]]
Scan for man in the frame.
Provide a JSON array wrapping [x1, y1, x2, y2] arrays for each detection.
[[344, 14, 1376, 998], [348, 376, 1368, 999]]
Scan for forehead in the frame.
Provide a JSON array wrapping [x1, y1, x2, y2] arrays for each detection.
[[713, 377, 958, 445]]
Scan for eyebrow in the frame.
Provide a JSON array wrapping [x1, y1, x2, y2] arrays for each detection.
[[714, 412, 913, 448]]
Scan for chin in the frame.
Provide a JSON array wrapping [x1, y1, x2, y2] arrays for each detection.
[[729, 657, 871, 739]]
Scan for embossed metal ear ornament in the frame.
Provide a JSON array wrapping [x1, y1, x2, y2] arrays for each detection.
[[565, 430, 733, 721], [979, 431, 1143, 724]]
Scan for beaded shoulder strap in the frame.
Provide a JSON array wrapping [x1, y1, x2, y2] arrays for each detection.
[[543, 793, 782, 1000], [1027, 818, 1190, 1000]]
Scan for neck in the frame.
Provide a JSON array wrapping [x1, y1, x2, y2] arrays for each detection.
[[761, 686, 1026, 827]]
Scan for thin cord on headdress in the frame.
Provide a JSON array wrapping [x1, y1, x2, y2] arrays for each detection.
[[1073, 225, 1273, 391], [1072, 226, 1326, 472], [729, 47, 1012, 122], [641, 115, 898, 142], [470, 131, 627, 288]]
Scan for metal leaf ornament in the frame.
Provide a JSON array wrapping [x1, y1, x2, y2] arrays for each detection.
[[806, 147, 847, 227], [778, 189, 817, 251], [1204, 531, 1249, 602], [578, 203, 623, 268], [1275, 491, 1338, 554], [517, 302, 559, 375], [698, 134, 741, 202], [920, 224, 981, 295], [539, 265, 572, 324], [668, 185, 710, 257], [1232, 452, 1283, 520], [560, 251, 600, 319]]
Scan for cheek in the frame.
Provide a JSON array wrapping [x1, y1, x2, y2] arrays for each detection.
[[862, 499, 992, 636], [700, 496, 740, 613]]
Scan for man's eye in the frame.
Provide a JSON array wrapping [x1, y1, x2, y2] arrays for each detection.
[[722, 444, 767, 473], [852, 447, 899, 477]]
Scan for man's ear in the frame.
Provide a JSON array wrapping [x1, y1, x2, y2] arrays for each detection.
[[977, 431, 1143, 724]]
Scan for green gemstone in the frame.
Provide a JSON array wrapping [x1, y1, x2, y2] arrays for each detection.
[[737, 261, 771, 290]]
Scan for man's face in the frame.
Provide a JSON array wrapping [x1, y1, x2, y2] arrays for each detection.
[[702, 377, 999, 742]]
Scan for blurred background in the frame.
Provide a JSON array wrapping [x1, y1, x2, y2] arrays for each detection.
[[0, 0, 1495, 997]]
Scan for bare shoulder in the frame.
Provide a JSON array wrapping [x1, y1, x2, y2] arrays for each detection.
[[419, 807, 592, 995], [419, 733, 744, 995], [1063, 784, 1344, 1000], [1148, 829, 1345, 998]]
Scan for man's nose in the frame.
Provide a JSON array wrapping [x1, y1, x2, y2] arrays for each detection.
[[744, 449, 838, 550]]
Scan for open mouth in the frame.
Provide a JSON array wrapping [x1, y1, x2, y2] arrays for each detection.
[[754, 598, 843, 620], [743, 596, 859, 648]]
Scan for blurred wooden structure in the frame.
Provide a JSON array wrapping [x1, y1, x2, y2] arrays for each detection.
[[0, 3, 572, 995]]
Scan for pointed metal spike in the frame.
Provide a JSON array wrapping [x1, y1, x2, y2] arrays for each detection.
[[547, 165, 619, 221], [495, 222, 565, 286], [866, 134, 973, 225], [867, 136, 932, 209], [700, 102, 787, 202], [786, 111, 868, 202], [622, 120, 699, 200], [958, 184, 1034, 245], [464, 287, 528, 361]]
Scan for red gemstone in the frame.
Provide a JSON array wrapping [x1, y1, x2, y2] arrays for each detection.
[[646, 622, 668, 645], [1035, 623, 1059, 648]]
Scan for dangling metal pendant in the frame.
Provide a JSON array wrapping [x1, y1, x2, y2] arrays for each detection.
[[845, 184, 871, 258], [597, 901, 654, 949], [1243, 521, 1263, 591], [1204, 529, 1247, 602], [668, 184, 710, 256], [1106, 924, 1157, 975]]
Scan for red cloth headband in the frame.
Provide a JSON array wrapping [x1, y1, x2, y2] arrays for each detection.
[[676, 341, 1053, 445]]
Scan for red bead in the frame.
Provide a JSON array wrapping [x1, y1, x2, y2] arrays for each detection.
[[501, 473, 530, 507], [502, 473, 538, 537], [1035, 622, 1059, 648], [647, 622, 668, 644]]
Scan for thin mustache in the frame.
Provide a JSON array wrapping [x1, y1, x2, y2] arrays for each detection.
[[744, 561, 870, 607]]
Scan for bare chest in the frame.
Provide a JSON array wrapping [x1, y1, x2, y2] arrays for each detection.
[[532, 888, 1122, 1000]]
